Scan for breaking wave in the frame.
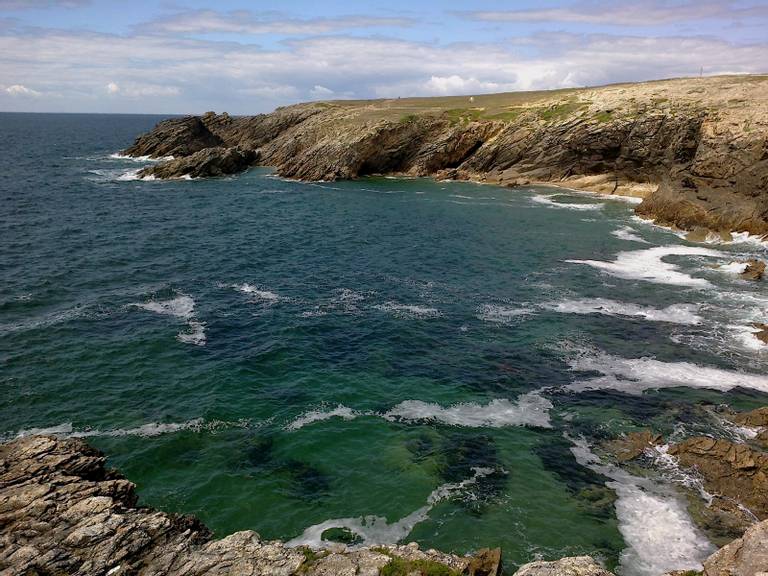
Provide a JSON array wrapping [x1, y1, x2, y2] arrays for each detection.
[[566, 245, 723, 288], [286, 391, 552, 431], [130, 294, 206, 346], [531, 194, 604, 211], [611, 226, 649, 244], [543, 298, 702, 325]]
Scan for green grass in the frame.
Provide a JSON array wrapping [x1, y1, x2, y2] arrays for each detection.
[[444, 108, 485, 124], [380, 557, 461, 576], [538, 99, 590, 121], [594, 111, 613, 123], [484, 109, 524, 122], [399, 113, 420, 124]]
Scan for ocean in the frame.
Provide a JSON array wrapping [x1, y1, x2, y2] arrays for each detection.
[[2, 112, 767, 575]]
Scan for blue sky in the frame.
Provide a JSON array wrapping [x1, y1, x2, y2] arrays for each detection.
[[1, 0, 766, 113]]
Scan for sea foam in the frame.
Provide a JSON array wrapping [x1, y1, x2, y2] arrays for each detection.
[[131, 294, 206, 345], [611, 226, 649, 244], [566, 349, 768, 395], [570, 438, 714, 576], [286, 391, 552, 431], [566, 245, 723, 288], [531, 194, 604, 211], [543, 298, 702, 325]]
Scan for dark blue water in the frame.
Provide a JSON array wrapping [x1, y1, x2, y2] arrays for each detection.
[[2, 113, 767, 575]]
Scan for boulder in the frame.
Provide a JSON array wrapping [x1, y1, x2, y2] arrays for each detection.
[[703, 518, 768, 576], [513, 556, 614, 576], [603, 430, 664, 462], [741, 260, 766, 281], [751, 323, 768, 346]]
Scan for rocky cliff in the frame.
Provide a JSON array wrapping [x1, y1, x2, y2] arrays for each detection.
[[2, 435, 767, 576], [124, 75, 768, 236]]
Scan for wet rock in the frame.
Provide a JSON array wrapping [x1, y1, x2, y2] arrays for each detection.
[[751, 323, 768, 345], [603, 430, 664, 462], [741, 259, 765, 281], [513, 556, 614, 576], [669, 437, 768, 520], [731, 406, 768, 427], [0, 436, 482, 576], [703, 518, 768, 576], [139, 146, 257, 179]]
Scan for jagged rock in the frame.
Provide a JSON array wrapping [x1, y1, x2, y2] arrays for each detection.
[[123, 115, 223, 158], [732, 406, 768, 427], [669, 437, 768, 520], [513, 556, 614, 576], [139, 147, 258, 179], [752, 324, 768, 345], [0, 436, 478, 576], [603, 430, 664, 462], [741, 260, 766, 281], [703, 518, 768, 576]]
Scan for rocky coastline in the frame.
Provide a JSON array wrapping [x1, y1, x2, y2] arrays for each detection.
[[124, 75, 768, 238], [2, 427, 768, 576]]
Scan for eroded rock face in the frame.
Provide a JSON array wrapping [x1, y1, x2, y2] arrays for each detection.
[[0, 436, 476, 576], [703, 519, 768, 576], [139, 147, 258, 179], [513, 556, 614, 576], [123, 115, 223, 158]]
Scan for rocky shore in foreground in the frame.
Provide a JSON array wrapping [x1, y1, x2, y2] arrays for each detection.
[[1, 433, 767, 576], [124, 75, 768, 237]]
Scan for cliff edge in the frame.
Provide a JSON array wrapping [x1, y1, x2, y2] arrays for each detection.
[[124, 75, 768, 236]]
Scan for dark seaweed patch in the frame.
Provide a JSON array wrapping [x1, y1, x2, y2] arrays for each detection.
[[282, 459, 331, 501], [533, 434, 616, 518]]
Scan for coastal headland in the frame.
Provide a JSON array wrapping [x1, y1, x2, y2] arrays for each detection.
[[125, 75, 768, 238]]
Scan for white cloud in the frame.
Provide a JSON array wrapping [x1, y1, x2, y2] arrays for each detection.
[[309, 84, 334, 98], [145, 10, 415, 36], [466, 1, 768, 26], [5, 83, 41, 96], [106, 81, 119, 94], [0, 27, 766, 113]]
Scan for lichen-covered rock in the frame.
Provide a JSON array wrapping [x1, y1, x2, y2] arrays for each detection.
[[703, 519, 768, 576], [139, 146, 258, 179], [513, 556, 614, 576], [0, 436, 475, 576]]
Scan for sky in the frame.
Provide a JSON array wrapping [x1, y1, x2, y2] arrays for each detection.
[[1, 0, 767, 114]]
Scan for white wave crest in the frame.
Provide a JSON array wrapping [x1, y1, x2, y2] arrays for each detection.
[[543, 298, 702, 325], [566, 349, 768, 395], [566, 245, 723, 288], [531, 194, 604, 211], [611, 226, 649, 244], [131, 294, 205, 346], [8, 418, 249, 441], [286, 391, 552, 431], [570, 438, 714, 576], [286, 467, 494, 549], [383, 392, 552, 429], [374, 302, 442, 319], [109, 152, 174, 162], [233, 283, 282, 303], [477, 303, 534, 323], [285, 405, 362, 431]]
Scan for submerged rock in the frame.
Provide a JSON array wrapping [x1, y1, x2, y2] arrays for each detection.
[[0, 435, 479, 576], [138, 146, 257, 179]]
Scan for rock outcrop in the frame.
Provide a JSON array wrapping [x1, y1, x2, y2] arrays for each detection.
[[122, 75, 768, 236], [513, 556, 614, 576], [668, 437, 768, 520], [0, 435, 487, 576], [139, 147, 258, 179], [703, 518, 768, 576], [741, 260, 766, 281]]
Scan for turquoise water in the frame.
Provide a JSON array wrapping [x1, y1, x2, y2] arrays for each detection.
[[2, 113, 768, 574]]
